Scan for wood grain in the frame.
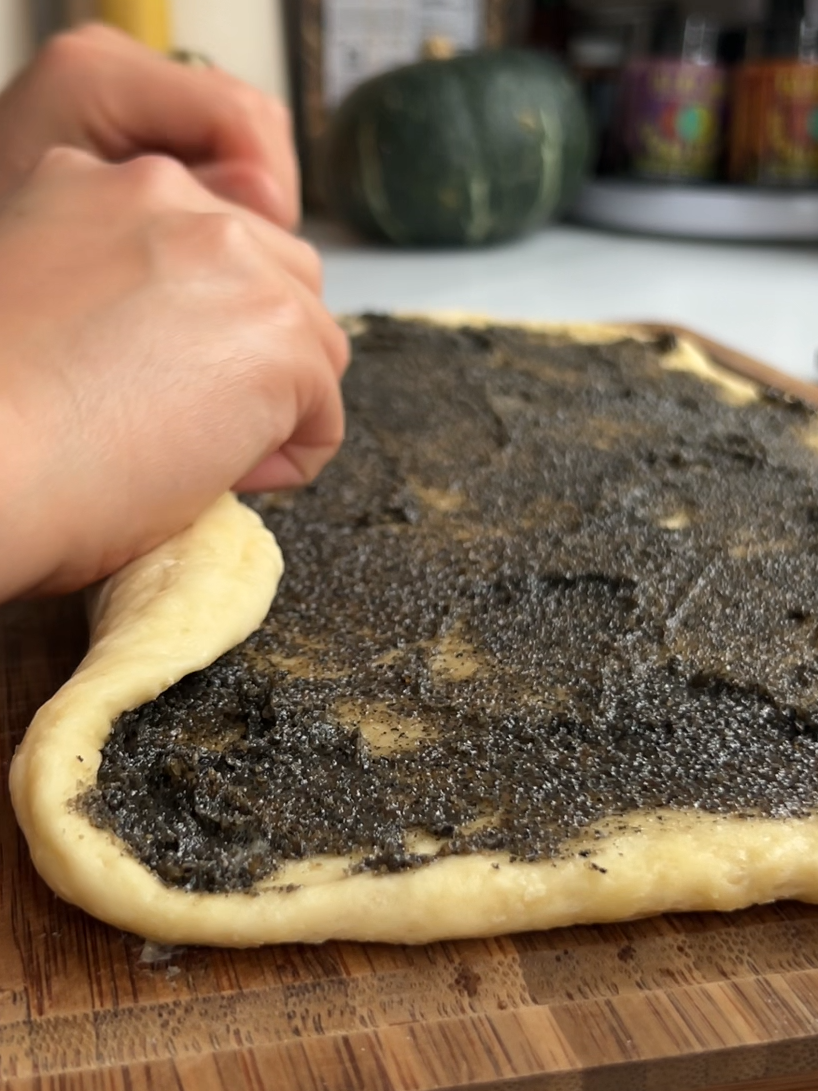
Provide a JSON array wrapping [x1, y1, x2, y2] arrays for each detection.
[[4, 335, 818, 1091], [640, 324, 818, 408]]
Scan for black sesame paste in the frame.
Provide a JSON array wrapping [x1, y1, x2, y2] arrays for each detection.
[[83, 317, 818, 893]]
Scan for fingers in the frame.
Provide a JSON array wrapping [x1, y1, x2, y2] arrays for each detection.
[[117, 153, 316, 287], [72, 151, 326, 298], [239, 288, 348, 493], [239, 306, 346, 493], [148, 165, 327, 300], [235, 390, 346, 492], [198, 66, 300, 229], [110, 155, 349, 470], [24, 147, 346, 381], [33, 144, 100, 173], [283, 274, 350, 379], [29, 23, 301, 227], [192, 160, 288, 230], [22, 137, 347, 502]]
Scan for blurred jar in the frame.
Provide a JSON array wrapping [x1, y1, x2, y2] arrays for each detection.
[[615, 5, 728, 181], [728, 0, 818, 184], [528, 0, 573, 53], [571, 29, 627, 171], [569, 6, 650, 174]]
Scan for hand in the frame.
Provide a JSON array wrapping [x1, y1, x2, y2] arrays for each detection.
[[0, 147, 348, 600], [0, 23, 299, 228]]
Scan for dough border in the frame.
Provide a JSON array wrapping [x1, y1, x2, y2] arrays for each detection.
[[11, 317, 818, 948]]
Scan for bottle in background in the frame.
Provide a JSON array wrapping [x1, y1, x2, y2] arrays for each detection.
[[567, 5, 650, 175], [528, 0, 574, 55], [728, 0, 818, 184], [615, 4, 728, 181]]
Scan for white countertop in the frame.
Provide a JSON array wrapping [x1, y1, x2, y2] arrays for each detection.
[[309, 220, 818, 382]]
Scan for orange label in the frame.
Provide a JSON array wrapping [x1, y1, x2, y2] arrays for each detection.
[[729, 62, 818, 184]]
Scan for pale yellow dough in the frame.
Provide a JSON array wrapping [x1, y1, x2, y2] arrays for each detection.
[[11, 318, 818, 948]]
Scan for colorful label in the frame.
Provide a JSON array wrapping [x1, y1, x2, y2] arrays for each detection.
[[731, 63, 818, 184], [619, 60, 728, 181]]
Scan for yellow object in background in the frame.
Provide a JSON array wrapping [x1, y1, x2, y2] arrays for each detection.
[[96, 0, 170, 51]]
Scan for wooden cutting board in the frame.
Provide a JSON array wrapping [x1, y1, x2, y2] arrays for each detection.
[[4, 329, 818, 1091]]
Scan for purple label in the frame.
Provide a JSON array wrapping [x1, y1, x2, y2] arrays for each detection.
[[619, 60, 728, 180]]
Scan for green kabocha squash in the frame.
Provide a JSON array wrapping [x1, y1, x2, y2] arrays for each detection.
[[324, 49, 593, 247]]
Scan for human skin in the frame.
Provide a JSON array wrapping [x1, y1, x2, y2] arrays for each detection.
[[0, 149, 347, 600], [0, 23, 301, 228], [0, 28, 348, 602]]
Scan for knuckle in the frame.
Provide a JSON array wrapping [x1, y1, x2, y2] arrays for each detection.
[[149, 209, 253, 274], [319, 313, 350, 374], [158, 211, 261, 286], [227, 81, 266, 119], [332, 324, 351, 373], [267, 97, 293, 133], [294, 239, 323, 288], [271, 186, 300, 232], [218, 82, 268, 134], [119, 154, 190, 202], [196, 211, 251, 257], [274, 293, 311, 333], [34, 144, 92, 177], [325, 398, 346, 451]]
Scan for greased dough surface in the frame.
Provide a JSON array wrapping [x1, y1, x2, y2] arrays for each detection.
[[11, 318, 818, 947]]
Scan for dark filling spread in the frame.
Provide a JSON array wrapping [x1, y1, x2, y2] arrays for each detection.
[[83, 317, 818, 892]]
